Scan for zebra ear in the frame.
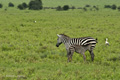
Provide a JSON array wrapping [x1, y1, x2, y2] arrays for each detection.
[[57, 34, 61, 37]]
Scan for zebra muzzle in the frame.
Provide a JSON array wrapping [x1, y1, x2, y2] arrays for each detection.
[[56, 43, 60, 47], [56, 42, 62, 47], [56, 44, 59, 47]]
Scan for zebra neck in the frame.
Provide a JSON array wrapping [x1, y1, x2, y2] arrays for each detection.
[[62, 37, 70, 44]]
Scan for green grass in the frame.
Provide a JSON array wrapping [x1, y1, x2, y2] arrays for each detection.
[[0, 0, 120, 80]]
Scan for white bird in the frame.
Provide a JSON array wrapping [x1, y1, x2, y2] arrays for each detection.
[[105, 38, 109, 46], [34, 21, 36, 23]]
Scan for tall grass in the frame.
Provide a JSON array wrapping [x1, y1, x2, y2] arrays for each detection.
[[0, 1, 120, 79]]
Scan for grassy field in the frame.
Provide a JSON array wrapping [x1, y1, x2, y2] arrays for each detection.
[[0, 0, 120, 80]]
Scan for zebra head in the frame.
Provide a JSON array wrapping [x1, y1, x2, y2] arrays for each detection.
[[56, 34, 62, 47]]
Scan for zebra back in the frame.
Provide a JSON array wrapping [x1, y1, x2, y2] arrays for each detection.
[[70, 37, 97, 47], [58, 34, 97, 49]]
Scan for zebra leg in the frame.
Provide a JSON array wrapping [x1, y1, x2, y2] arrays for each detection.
[[67, 54, 71, 62], [69, 48, 75, 62], [67, 52, 73, 62], [82, 53, 86, 61], [89, 50, 94, 61], [67, 47, 75, 62], [67, 50, 71, 62]]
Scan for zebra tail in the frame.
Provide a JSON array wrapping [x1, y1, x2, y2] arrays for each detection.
[[96, 38, 98, 43]]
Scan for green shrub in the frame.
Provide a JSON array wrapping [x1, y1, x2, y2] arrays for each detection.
[[17, 2, 28, 10], [71, 6, 76, 10], [0, 3, 3, 8], [22, 2, 28, 8], [83, 7, 87, 11], [111, 4, 117, 10], [104, 5, 111, 8], [56, 6, 62, 11], [118, 6, 120, 11], [8, 2, 14, 7], [63, 5, 69, 10], [17, 4, 24, 10], [28, 0, 43, 10], [85, 4, 91, 7]]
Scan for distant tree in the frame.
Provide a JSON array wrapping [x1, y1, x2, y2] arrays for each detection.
[[118, 6, 120, 11], [17, 4, 24, 10], [8, 2, 14, 7], [93, 5, 99, 11], [85, 4, 91, 7], [51, 7, 56, 9], [83, 7, 87, 11], [56, 6, 62, 11], [22, 2, 28, 8], [93, 5, 97, 8], [63, 5, 69, 10], [71, 6, 76, 10], [17, 2, 28, 10], [28, 0, 43, 10], [104, 5, 111, 8], [77, 7, 82, 9], [95, 7, 99, 11], [0, 3, 3, 8], [111, 4, 117, 10]]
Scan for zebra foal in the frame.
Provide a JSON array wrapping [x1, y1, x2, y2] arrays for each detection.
[[56, 34, 97, 62]]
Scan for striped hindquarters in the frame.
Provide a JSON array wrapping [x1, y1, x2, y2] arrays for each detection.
[[81, 37, 97, 45], [70, 37, 97, 48]]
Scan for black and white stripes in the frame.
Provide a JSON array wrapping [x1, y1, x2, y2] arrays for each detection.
[[70, 37, 97, 47], [57, 34, 97, 47]]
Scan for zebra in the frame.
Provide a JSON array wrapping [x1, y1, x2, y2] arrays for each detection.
[[56, 34, 97, 62]]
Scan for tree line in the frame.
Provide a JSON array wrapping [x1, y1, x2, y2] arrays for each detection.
[[0, 0, 120, 11], [0, 0, 43, 10], [0, 0, 70, 11]]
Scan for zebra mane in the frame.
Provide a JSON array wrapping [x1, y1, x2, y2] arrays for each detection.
[[60, 34, 70, 38]]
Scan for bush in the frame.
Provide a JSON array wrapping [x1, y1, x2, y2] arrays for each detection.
[[85, 5, 91, 7], [93, 6, 99, 11], [22, 2, 28, 8], [56, 6, 62, 11], [8, 2, 14, 7], [118, 6, 120, 11], [104, 5, 111, 8], [0, 3, 3, 8], [104, 4, 117, 10], [17, 2, 28, 10], [95, 7, 99, 11], [83, 7, 87, 11], [71, 6, 76, 10], [63, 5, 69, 10], [111, 4, 117, 10], [17, 4, 24, 10], [28, 0, 43, 10]]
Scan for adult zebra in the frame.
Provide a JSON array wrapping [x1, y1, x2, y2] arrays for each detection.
[[56, 34, 97, 62]]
